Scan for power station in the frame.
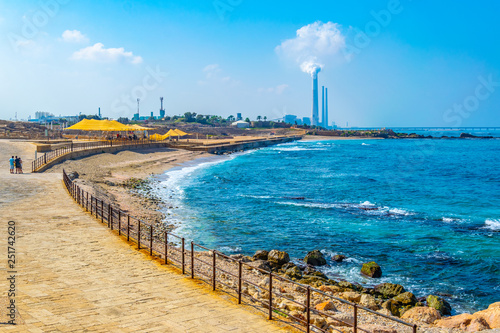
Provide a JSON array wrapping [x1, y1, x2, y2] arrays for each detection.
[[311, 70, 330, 128]]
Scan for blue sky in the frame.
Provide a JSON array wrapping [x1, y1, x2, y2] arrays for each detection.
[[1, 0, 499, 127]]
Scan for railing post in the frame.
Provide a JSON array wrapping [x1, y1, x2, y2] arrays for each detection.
[[181, 238, 185, 274], [109, 205, 112, 229], [127, 215, 130, 241], [149, 225, 153, 256], [238, 261, 242, 304], [44, 153, 46, 164], [191, 242, 194, 279], [268, 272, 273, 320], [138, 221, 141, 249], [306, 286, 311, 333], [101, 201, 104, 223], [164, 232, 168, 264], [354, 304, 358, 333], [212, 251, 216, 291], [413, 324, 417, 333], [118, 210, 121, 236], [86, 192, 89, 211]]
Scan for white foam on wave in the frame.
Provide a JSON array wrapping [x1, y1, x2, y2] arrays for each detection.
[[361, 143, 370, 146], [277, 201, 342, 209], [240, 194, 273, 200], [484, 219, 500, 231], [218, 246, 242, 253]]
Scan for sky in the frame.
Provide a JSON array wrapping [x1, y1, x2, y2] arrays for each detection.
[[1, 0, 499, 127]]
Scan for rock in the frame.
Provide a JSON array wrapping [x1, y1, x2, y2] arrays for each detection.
[[289, 310, 305, 322], [310, 315, 327, 329], [467, 317, 490, 332], [340, 291, 362, 303], [246, 260, 271, 272], [426, 295, 452, 316], [360, 294, 380, 310], [267, 250, 290, 268], [279, 299, 305, 312], [473, 302, 500, 329], [374, 283, 406, 299], [104, 180, 115, 186], [338, 280, 360, 291], [332, 254, 346, 262], [280, 262, 297, 271], [377, 308, 392, 317], [252, 250, 269, 261], [381, 300, 399, 317], [435, 313, 474, 329], [258, 277, 270, 288], [305, 271, 329, 280], [303, 265, 318, 275], [327, 314, 354, 327], [229, 254, 251, 262], [401, 306, 441, 324], [393, 292, 418, 315], [300, 276, 328, 287], [68, 171, 79, 180], [361, 261, 382, 278], [319, 285, 341, 294], [304, 250, 327, 266], [283, 266, 303, 280], [315, 301, 337, 312], [360, 325, 397, 333]]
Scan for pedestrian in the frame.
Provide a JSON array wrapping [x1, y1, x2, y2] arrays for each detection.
[[18, 156, 23, 174], [14, 156, 19, 174], [9, 156, 14, 174]]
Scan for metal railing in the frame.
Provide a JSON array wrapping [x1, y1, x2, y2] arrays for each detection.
[[62, 169, 417, 333], [32, 139, 159, 172]]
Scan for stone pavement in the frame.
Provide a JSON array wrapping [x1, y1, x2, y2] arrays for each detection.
[[0, 140, 293, 332]]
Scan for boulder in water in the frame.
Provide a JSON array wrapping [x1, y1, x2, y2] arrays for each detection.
[[304, 250, 327, 266], [374, 283, 406, 299], [252, 250, 269, 261], [267, 249, 290, 268], [361, 261, 382, 278], [333, 254, 346, 262], [427, 295, 452, 316]]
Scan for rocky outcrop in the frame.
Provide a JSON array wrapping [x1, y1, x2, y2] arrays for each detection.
[[252, 250, 268, 261], [267, 250, 290, 268], [361, 261, 382, 278], [374, 283, 406, 299], [360, 294, 380, 310], [401, 306, 441, 324], [304, 250, 327, 266], [283, 266, 302, 280], [245, 259, 271, 272], [472, 302, 500, 329], [426, 295, 452, 315], [390, 292, 418, 316], [434, 302, 499, 331], [332, 254, 346, 262], [435, 313, 474, 329]]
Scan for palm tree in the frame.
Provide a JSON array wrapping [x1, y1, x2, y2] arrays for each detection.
[[257, 115, 262, 121], [263, 116, 267, 121], [228, 115, 235, 122]]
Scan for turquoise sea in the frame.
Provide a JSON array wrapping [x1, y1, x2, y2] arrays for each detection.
[[154, 133, 500, 314]]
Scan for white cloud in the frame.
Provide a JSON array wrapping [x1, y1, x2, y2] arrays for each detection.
[[61, 30, 89, 43], [258, 84, 289, 95], [276, 21, 347, 75], [199, 64, 238, 86], [71, 43, 143, 64]]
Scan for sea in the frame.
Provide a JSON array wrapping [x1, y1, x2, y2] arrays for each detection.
[[152, 129, 500, 314]]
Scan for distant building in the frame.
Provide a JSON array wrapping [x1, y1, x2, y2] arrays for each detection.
[[159, 109, 165, 118], [295, 118, 303, 125], [232, 120, 250, 128], [302, 117, 311, 126], [236, 113, 242, 121], [284, 115, 297, 124]]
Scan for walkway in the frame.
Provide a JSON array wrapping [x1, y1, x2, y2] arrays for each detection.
[[0, 140, 292, 332]]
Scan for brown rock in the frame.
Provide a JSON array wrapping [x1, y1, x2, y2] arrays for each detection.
[[467, 317, 490, 332], [473, 302, 500, 329], [340, 291, 362, 303], [401, 306, 441, 324], [359, 294, 380, 310], [360, 324, 397, 333], [319, 285, 341, 293], [435, 313, 474, 329], [315, 301, 337, 312], [327, 314, 354, 327]]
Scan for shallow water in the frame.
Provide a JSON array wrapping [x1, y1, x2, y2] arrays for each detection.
[[153, 137, 500, 314]]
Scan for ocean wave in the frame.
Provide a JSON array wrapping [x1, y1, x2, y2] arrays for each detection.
[[277, 200, 413, 217], [218, 246, 242, 253], [240, 194, 273, 200], [361, 143, 371, 146], [442, 217, 465, 223], [484, 219, 500, 231]]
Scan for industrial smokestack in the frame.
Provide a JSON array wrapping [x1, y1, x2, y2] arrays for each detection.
[[325, 88, 329, 129], [312, 69, 320, 126], [321, 86, 325, 128]]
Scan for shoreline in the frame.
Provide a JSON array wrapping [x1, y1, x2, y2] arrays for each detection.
[[55, 143, 498, 332]]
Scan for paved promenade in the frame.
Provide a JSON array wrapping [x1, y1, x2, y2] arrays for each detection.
[[0, 140, 292, 332]]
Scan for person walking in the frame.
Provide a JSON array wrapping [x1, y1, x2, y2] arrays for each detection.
[[9, 156, 14, 174], [18, 156, 23, 174]]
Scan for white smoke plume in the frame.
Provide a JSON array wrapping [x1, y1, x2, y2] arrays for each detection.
[[276, 21, 346, 76]]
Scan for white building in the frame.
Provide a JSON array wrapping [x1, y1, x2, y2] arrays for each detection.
[[232, 120, 250, 128]]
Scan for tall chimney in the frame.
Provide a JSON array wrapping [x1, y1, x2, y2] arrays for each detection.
[[325, 88, 329, 129], [312, 72, 319, 126], [321, 86, 325, 128]]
